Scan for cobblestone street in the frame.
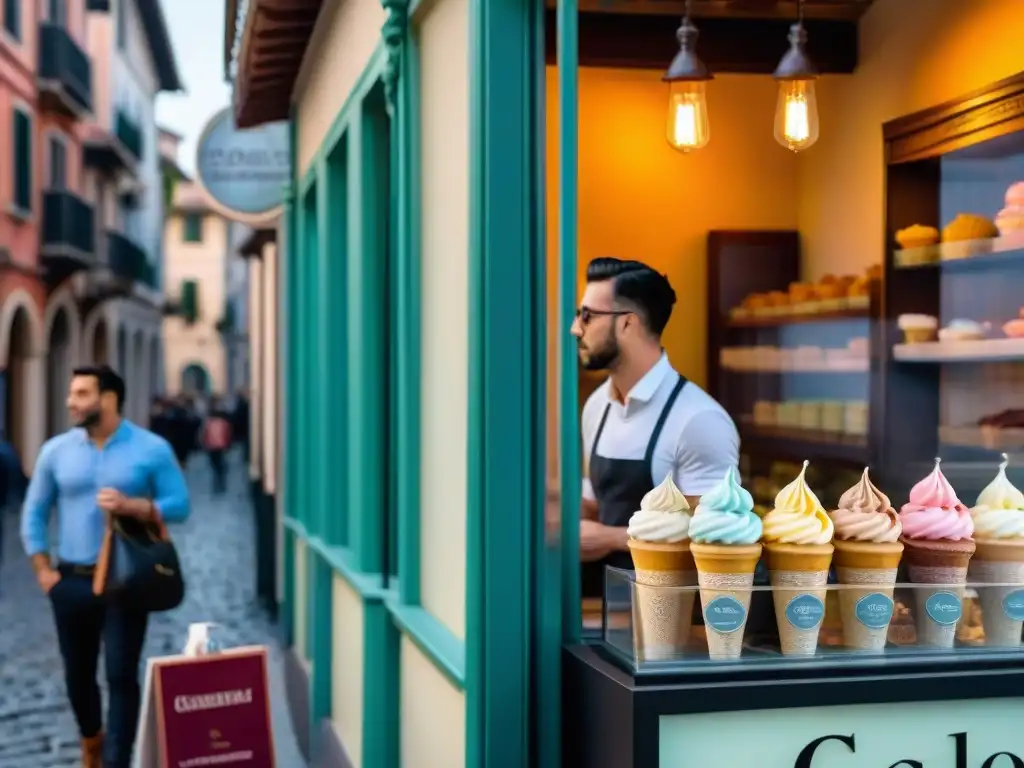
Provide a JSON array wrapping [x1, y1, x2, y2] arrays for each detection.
[[0, 450, 304, 767]]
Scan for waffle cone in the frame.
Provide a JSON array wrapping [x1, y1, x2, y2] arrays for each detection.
[[765, 542, 833, 656], [690, 542, 762, 659], [902, 538, 974, 647], [968, 538, 1024, 647], [627, 540, 696, 660]]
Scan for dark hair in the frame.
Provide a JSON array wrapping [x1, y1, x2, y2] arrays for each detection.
[[585, 257, 677, 336], [73, 365, 126, 413]]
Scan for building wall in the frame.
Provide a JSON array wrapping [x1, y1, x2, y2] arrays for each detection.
[[163, 201, 229, 394]]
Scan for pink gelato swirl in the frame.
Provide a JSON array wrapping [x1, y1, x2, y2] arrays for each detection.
[[899, 458, 974, 541]]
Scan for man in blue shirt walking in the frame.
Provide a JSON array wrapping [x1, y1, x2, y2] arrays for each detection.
[[21, 365, 190, 768]]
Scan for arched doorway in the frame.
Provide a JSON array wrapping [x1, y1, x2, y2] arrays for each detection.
[[181, 363, 211, 395], [91, 317, 108, 364], [132, 330, 144, 420], [46, 309, 72, 436], [116, 325, 127, 378], [5, 308, 34, 467]]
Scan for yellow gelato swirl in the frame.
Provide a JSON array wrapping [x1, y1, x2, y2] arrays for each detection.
[[972, 453, 1024, 540], [762, 460, 834, 545]]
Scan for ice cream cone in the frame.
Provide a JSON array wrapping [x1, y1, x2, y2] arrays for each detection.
[[689, 542, 761, 660], [832, 539, 903, 651], [968, 538, 1024, 647], [765, 542, 834, 656], [627, 540, 696, 660], [901, 537, 975, 647]]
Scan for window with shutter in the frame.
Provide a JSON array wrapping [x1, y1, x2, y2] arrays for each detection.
[[49, 136, 66, 189], [183, 214, 204, 243], [12, 109, 32, 212], [3, 0, 20, 39]]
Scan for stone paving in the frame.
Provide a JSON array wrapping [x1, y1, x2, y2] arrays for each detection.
[[0, 450, 305, 767]]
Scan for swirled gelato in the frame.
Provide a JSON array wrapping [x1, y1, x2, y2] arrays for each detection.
[[689, 466, 762, 545], [627, 474, 691, 543], [830, 467, 901, 543], [762, 460, 834, 546], [899, 458, 973, 541], [971, 453, 1024, 540]]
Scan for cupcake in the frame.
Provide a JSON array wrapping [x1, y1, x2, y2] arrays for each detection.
[[689, 467, 764, 659], [897, 314, 938, 343], [943, 213, 998, 260], [996, 182, 1024, 245], [762, 460, 835, 656], [1003, 308, 1024, 338], [938, 319, 989, 342], [968, 454, 1024, 647], [829, 468, 903, 650], [626, 475, 696, 660], [896, 224, 939, 249], [899, 458, 975, 647]]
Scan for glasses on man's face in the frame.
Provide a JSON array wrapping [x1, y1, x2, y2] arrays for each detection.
[[575, 306, 630, 326]]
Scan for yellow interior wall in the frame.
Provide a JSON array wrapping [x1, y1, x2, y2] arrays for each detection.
[[330, 576, 365, 767], [799, 0, 1024, 278], [399, 637, 466, 768], [293, 539, 308, 664], [546, 68, 800, 389]]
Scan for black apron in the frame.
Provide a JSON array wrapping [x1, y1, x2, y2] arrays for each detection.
[[581, 374, 688, 598]]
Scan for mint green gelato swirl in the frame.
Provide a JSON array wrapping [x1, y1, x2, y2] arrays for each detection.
[[690, 466, 763, 545]]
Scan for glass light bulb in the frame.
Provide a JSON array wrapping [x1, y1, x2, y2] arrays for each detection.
[[665, 81, 710, 153], [774, 78, 819, 152]]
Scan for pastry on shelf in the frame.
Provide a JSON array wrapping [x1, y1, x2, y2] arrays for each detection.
[[1003, 307, 1024, 338], [896, 224, 940, 249], [816, 280, 846, 311], [845, 275, 870, 309], [865, 264, 883, 282], [942, 213, 999, 260], [996, 181, 1024, 245], [937, 318, 989, 341], [788, 281, 818, 313], [897, 313, 938, 343]]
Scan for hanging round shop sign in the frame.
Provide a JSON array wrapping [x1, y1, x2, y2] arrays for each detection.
[[194, 108, 290, 226]]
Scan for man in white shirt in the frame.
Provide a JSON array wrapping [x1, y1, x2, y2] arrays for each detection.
[[571, 257, 739, 595]]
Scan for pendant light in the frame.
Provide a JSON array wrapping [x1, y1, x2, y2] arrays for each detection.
[[773, 0, 820, 152], [663, 0, 712, 153]]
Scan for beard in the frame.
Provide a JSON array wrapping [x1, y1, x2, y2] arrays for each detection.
[[578, 328, 620, 371], [75, 407, 102, 429]]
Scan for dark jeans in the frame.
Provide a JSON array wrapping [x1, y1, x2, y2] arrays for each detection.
[[208, 449, 226, 493], [51, 568, 148, 768]]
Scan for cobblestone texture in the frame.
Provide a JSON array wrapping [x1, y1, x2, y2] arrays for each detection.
[[0, 450, 305, 767]]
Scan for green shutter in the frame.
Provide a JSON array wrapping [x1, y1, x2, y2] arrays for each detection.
[[12, 110, 31, 212], [184, 214, 203, 243], [3, 0, 20, 39], [180, 279, 199, 323]]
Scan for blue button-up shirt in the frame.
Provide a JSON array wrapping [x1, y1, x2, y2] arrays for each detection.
[[21, 420, 190, 564]]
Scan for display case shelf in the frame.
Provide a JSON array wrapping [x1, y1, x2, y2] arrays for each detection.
[[894, 237, 1024, 270], [726, 307, 870, 328], [892, 337, 1024, 363], [739, 423, 868, 464]]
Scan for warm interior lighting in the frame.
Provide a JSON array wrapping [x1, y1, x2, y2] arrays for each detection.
[[666, 81, 710, 153], [774, 78, 819, 152]]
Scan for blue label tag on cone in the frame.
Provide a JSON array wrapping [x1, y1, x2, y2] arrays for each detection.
[[785, 593, 825, 631], [855, 592, 894, 629], [925, 591, 962, 626], [704, 596, 746, 634]]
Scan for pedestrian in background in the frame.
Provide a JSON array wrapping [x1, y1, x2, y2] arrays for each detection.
[[202, 397, 233, 494], [20, 365, 190, 768]]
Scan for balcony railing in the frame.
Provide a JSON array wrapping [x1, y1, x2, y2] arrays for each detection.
[[107, 231, 150, 284], [116, 111, 143, 162], [38, 24, 93, 116], [41, 190, 95, 261]]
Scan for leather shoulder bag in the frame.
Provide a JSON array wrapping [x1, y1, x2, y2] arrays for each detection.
[[92, 506, 185, 613]]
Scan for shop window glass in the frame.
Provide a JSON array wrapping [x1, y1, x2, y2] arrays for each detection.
[[183, 214, 204, 243], [48, 136, 67, 189], [12, 108, 32, 212]]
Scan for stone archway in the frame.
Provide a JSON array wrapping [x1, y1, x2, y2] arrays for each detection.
[[46, 309, 72, 436], [181, 362, 212, 395], [91, 317, 109, 364], [131, 329, 145, 421], [0, 290, 45, 471]]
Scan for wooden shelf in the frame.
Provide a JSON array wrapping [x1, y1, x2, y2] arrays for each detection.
[[894, 237, 1024, 271], [727, 307, 870, 328], [892, 337, 1024, 363], [739, 423, 869, 464], [722, 361, 869, 373]]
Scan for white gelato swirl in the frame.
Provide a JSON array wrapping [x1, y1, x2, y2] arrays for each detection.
[[972, 453, 1024, 540], [640, 474, 689, 513], [627, 474, 691, 543]]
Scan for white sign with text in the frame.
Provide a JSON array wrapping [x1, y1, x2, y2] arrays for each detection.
[[661, 698, 1024, 768]]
